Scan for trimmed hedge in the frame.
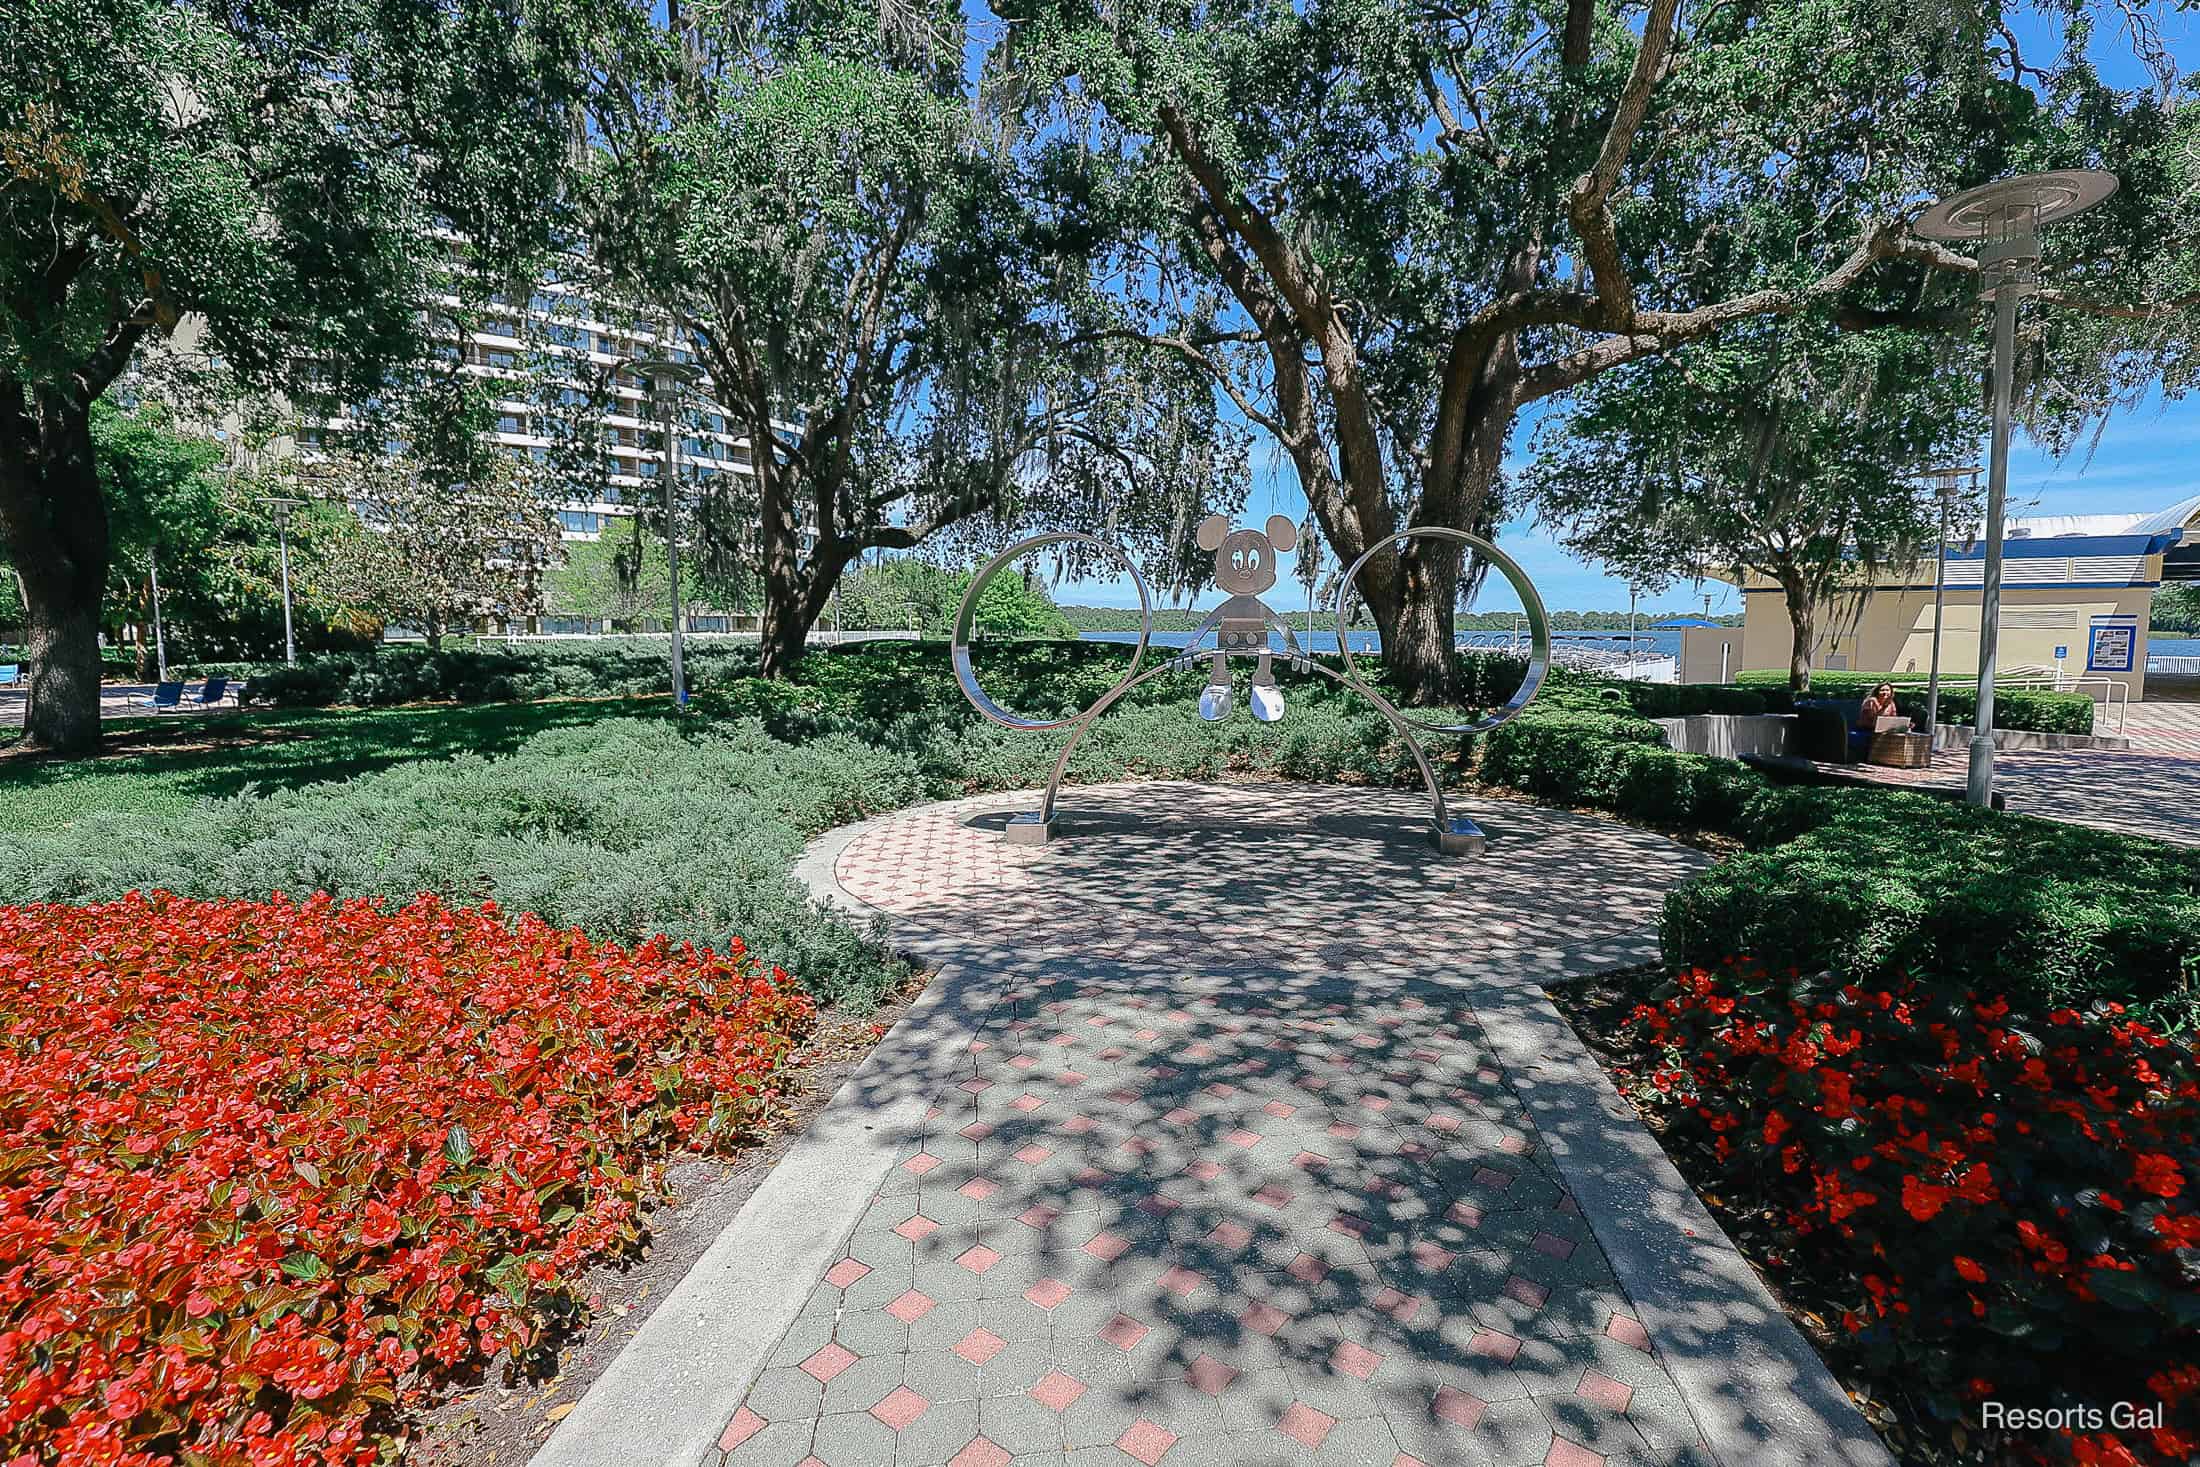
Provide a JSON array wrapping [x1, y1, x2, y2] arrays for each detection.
[[151, 634, 2092, 736], [190, 636, 1790, 720], [1737, 670, 2098, 736], [1473, 707, 2200, 1023], [208, 639, 765, 707], [1663, 793, 2200, 1022], [0, 644, 135, 677]]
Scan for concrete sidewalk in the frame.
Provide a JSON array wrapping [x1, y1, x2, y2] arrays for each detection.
[[534, 784, 1891, 1467]]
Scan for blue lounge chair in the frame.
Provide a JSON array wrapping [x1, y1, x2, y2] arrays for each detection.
[[0, 665, 17, 685], [187, 676, 230, 707], [132, 682, 185, 712]]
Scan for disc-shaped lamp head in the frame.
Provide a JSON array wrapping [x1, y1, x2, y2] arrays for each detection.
[[1914, 170, 2117, 296]]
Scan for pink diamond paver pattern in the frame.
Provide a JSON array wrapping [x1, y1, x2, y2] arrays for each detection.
[[710, 784, 1708, 1465]]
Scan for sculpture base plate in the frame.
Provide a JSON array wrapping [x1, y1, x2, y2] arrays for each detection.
[[1430, 817, 1487, 856], [1003, 812, 1057, 846]]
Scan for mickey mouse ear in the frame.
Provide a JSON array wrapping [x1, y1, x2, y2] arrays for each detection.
[[1196, 514, 1230, 552], [1265, 514, 1298, 552]]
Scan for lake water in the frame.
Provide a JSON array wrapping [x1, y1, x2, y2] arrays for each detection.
[[1079, 628, 1688, 657], [1081, 629, 2200, 664]]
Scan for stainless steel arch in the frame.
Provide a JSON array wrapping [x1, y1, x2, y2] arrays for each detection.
[[1333, 528, 1552, 736], [951, 533, 1153, 732], [949, 526, 1550, 852]]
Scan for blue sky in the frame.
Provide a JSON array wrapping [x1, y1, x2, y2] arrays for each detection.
[[1049, 9, 2198, 618]]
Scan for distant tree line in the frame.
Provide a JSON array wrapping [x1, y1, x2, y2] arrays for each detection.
[[1055, 605, 1741, 633], [2156, 585, 2200, 635]]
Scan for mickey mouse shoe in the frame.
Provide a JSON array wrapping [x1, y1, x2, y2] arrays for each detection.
[[1199, 683, 1230, 722], [1249, 683, 1284, 723]]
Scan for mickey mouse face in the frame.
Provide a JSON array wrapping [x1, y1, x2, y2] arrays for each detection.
[[1198, 514, 1299, 597]]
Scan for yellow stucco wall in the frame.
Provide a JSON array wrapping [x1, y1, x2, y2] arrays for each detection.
[[1732, 577, 2155, 701]]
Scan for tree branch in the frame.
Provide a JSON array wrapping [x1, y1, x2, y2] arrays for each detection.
[[1517, 222, 1903, 403], [1565, 0, 1681, 329]]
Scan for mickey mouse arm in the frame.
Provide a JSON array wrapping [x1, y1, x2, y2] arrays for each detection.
[[1164, 605, 1229, 672], [1261, 611, 1307, 661]]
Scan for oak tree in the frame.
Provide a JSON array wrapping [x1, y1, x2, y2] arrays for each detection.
[[1522, 317, 1984, 690], [0, 0, 631, 746], [576, 4, 1245, 677], [993, 0, 2200, 701]]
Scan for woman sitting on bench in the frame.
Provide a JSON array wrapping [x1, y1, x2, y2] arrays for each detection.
[[1851, 682, 1898, 757]]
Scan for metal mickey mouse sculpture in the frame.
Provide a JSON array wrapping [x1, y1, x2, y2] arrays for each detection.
[[950, 522, 1552, 854], [1195, 512, 1299, 725]]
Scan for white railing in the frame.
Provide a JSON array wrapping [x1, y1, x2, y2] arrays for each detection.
[[1998, 666, 2128, 735], [2149, 654, 2200, 674]]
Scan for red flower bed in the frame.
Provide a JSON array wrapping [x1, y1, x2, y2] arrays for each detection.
[[1630, 961, 2199, 1466], [0, 892, 815, 1467]]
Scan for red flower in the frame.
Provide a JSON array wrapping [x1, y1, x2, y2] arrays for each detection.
[[360, 1200, 402, 1250], [1953, 1256, 1986, 1283], [2134, 1152, 2185, 1199], [1901, 1174, 1949, 1222], [0, 892, 817, 1467]]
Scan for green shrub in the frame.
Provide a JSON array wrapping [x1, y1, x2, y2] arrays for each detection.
[[1478, 709, 1667, 804], [1734, 671, 2096, 735], [201, 639, 766, 708], [1605, 742, 1701, 825], [1691, 757, 1772, 833], [1662, 793, 2200, 1021], [0, 720, 929, 1013]]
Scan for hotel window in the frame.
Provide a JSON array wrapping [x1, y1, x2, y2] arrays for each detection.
[[558, 510, 602, 534]]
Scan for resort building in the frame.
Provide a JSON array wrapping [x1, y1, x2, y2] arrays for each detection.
[[297, 240, 812, 637], [1682, 493, 2200, 703]]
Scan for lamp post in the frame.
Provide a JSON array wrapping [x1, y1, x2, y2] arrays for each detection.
[[260, 497, 305, 666], [631, 354, 700, 707], [148, 546, 169, 683], [1916, 464, 1980, 737], [1914, 170, 2116, 807]]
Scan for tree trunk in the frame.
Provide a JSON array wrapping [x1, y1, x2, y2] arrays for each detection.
[[756, 524, 808, 679], [1371, 579, 1456, 701], [1343, 537, 1461, 704], [757, 541, 853, 680], [1778, 570, 1814, 692], [0, 397, 109, 753], [757, 590, 807, 678]]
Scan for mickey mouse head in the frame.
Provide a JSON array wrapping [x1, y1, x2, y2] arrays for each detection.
[[1198, 513, 1299, 597]]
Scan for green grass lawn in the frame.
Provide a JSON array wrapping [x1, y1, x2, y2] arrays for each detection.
[[0, 697, 677, 834]]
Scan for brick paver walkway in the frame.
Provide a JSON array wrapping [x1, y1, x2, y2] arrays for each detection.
[[2122, 698, 2200, 756], [710, 784, 1721, 1467], [1769, 742, 2200, 848], [830, 782, 1700, 986]]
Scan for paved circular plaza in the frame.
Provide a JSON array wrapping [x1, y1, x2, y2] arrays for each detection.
[[821, 781, 1712, 990]]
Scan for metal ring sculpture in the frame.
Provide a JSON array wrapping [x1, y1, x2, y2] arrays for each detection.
[[950, 526, 1551, 851], [952, 533, 1153, 731], [1333, 527, 1552, 735]]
